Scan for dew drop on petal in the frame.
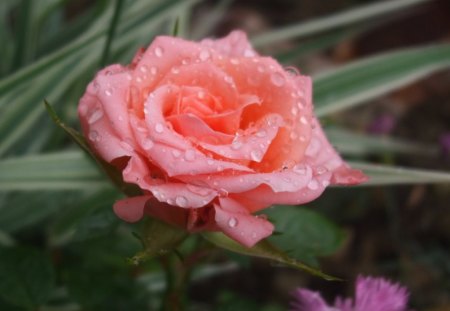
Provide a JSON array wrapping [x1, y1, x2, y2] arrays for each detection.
[[270, 72, 285, 87], [150, 66, 158, 75], [316, 166, 328, 175], [230, 58, 240, 65], [293, 164, 307, 175], [154, 123, 164, 133], [184, 149, 196, 161], [207, 158, 214, 165], [228, 217, 238, 228], [257, 65, 265, 73], [322, 180, 330, 187], [154, 46, 164, 57], [290, 132, 298, 140], [171, 67, 180, 74], [250, 149, 263, 162], [231, 141, 242, 150], [172, 150, 181, 158], [175, 196, 188, 207], [256, 129, 267, 138], [307, 179, 319, 190], [88, 130, 101, 142], [142, 138, 154, 150], [291, 107, 298, 116], [104, 88, 113, 96], [300, 116, 308, 125], [139, 65, 148, 73], [88, 107, 104, 124], [199, 49, 210, 61]]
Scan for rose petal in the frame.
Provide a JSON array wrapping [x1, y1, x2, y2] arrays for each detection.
[[199, 113, 282, 162], [305, 118, 368, 185], [200, 30, 258, 58], [113, 195, 151, 222], [214, 197, 274, 247]]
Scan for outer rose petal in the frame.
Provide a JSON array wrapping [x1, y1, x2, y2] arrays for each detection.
[[214, 197, 274, 247], [113, 196, 150, 222]]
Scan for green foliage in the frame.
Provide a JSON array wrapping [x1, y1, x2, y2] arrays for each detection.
[[0, 247, 55, 309], [266, 206, 346, 266]]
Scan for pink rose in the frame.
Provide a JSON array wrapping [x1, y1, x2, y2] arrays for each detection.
[[78, 30, 367, 247]]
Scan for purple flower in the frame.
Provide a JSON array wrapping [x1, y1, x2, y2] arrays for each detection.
[[290, 275, 411, 311]]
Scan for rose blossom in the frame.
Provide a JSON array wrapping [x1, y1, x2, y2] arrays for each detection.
[[290, 275, 412, 311], [78, 30, 367, 247]]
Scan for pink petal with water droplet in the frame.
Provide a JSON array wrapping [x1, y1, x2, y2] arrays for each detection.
[[148, 183, 217, 208], [305, 118, 368, 185], [199, 113, 282, 162], [214, 197, 274, 247]]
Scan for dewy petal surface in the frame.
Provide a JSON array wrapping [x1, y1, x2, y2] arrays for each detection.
[[78, 29, 367, 247]]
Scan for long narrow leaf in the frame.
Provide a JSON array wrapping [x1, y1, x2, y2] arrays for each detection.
[[348, 162, 450, 186], [0, 151, 109, 191], [314, 44, 450, 117], [326, 127, 439, 156], [251, 0, 429, 47]]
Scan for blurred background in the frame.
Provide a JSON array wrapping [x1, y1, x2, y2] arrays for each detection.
[[0, 0, 449, 310]]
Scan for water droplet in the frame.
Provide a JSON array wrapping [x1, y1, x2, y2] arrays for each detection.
[[231, 141, 242, 150], [291, 107, 298, 116], [293, 164, 307, 175], [299, 135, 306, 142], [197, 91, 205, 99], [285, 66, 300, 76], [139, 65, 148, 73], [150, 66, 158, 75], [171, 67, 180, 74], [207, 158, 214, 165], [154, 123, 164, 133], [135, 76, 143, 83], [88, 130, 101, 142], [104, 88, 113, 96], [224, 76, 233, 84], [228, 217, 238, 228], [307, 179, 319, 190], [199, 49, 210, 61], [217, 165, 224, 172], [257, 65, 265, 73], [184, 149, 196, 161], [175, 196, 188, 207], [316, 166, 328, 175], [154, 46, 163, 57], [120, 141, 134, 151], [271, 72, 285, 87], [239, 177, 244, 183], [230, 58, 239, 65], [250, 149, 263, 162], [290, 132, 298, 140], [142, 138, 154, 150], [88, 107, 104, 124], [244, 49, 255, 57], [256, 129, 267, 138], [172, 150, 181, 158], [300, 116, 308, 125]]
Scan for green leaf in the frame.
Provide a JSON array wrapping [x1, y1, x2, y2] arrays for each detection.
[[129, 218, 188, 265], [326, 127, 439, 157], [45, 102, 141, 196], [251, 0, 428, 47], [265, 206, 346, 266], [314, 44, 450, 116], [0, 151, 108, 191], [0, 246, 55, 309], [100, 0, 124, 67], [348, 162, 450, 186], [202, 232, 340, 281]]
